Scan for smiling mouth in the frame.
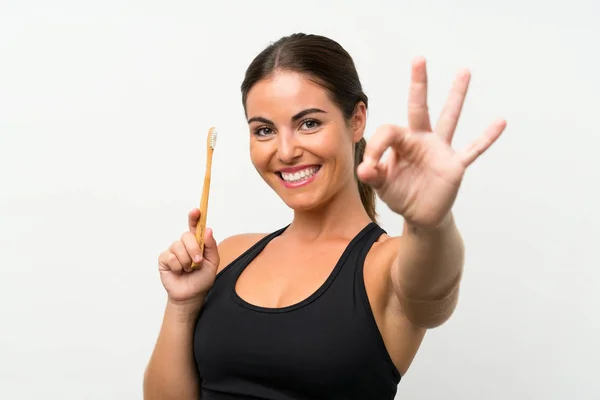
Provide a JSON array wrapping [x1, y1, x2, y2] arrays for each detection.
[[276, 165, 321, 185]]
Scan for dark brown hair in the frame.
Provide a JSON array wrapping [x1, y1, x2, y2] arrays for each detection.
[[240, 33, 377, 222]]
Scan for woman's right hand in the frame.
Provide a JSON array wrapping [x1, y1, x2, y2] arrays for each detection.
[[158, 208, 220, 308]]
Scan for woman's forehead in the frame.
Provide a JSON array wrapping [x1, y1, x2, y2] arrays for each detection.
[[245, 71, 334, 118]]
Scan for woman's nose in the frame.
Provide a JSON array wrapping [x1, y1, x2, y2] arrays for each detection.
[[276, 133, 302, 164]]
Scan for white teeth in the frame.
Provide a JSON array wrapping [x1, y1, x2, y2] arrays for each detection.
[[281, 166, 319, 183]]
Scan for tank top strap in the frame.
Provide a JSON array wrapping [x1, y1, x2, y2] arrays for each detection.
[[214, 224, 289, 281], [350, 222, 400, 382], [338, 222, 387, 276], [359, 223, 387, 260]]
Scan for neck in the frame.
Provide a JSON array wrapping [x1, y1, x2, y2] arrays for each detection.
[[285, 181, 373, 241]]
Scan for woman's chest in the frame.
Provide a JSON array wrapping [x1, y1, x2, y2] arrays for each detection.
[[193, 291, 377, 390]]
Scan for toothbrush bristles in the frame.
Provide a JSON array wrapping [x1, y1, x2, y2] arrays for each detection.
[[209, 128, 217, 149]]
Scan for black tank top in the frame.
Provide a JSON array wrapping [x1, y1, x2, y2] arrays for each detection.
[[193, 222, 401, 399]]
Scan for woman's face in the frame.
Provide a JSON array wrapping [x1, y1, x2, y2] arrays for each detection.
[[244, 70, 366, 212]]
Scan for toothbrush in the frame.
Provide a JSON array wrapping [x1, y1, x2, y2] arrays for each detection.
[[191, 126, 217, 269]]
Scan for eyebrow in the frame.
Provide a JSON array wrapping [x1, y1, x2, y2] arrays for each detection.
[[247, 108, 327, 125]]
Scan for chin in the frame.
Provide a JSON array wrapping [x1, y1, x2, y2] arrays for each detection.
[[275, 185, 326, 211], [265, 166, 331, 212], [280, 194, 325, 213]]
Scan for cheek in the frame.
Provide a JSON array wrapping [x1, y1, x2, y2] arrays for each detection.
[[309, 129, 349, 159], [249, 143, 271, 171], [317, 132, 354, 167]]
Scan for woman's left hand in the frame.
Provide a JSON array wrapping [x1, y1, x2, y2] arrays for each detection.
[[357, 57, 507, 230]]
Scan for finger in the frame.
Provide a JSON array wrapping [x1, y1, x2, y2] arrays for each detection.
[[181, 231, 203, 271], [358, 125, 407, 189], [435, 68, 471, 143], [202, 227, 220, 268], [159, 250, 183, 275], [170, 240, 193, 272], [356, 160, 387, 189], [188, 208, 201, 233], [408, 57, 432, 133], [362, 124, 408, 165], [459, 119, 507, 166]]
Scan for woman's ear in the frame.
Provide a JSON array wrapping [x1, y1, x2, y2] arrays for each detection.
[[351, 102, 367, 143]]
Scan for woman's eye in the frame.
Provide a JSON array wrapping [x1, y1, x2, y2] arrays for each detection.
[[255, 127, 273, 136], [301, 119, 320, 130]]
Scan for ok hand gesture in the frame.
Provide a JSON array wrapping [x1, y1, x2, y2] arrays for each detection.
[[357, 57, 507, 229]]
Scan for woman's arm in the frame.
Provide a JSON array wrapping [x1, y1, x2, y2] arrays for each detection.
[[143, 300, 203, 400], [143, 232, 267, 399], [357, 58, 504, 329], [391, 213, 465, 329]]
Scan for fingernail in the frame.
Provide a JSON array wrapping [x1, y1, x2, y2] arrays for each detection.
[[194, 255, 202, 263]]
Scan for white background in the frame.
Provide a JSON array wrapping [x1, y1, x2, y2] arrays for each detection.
[[1, 1, 599, 399]]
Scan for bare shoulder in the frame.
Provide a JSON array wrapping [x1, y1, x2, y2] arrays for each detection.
[[216, 233, 269, 274], [369, 233, 403, 267], [367, 232, 421, 309], [363, 233, 403, 309]]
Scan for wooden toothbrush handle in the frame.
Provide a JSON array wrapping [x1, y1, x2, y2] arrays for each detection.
[[191, 148, 213, 268]]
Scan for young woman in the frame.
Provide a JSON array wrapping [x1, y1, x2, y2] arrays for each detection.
[[143, 33, 506, 399]]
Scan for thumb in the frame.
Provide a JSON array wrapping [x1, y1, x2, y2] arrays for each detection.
[[356, 159, 386, 190], [188, 208, 201, 233], [202, 227, 220, 268]]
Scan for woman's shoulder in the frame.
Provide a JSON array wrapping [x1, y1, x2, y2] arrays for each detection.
[[365, 231, 403, 276], [216, 232, 269, 274], [371, 230, 402, 259]]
